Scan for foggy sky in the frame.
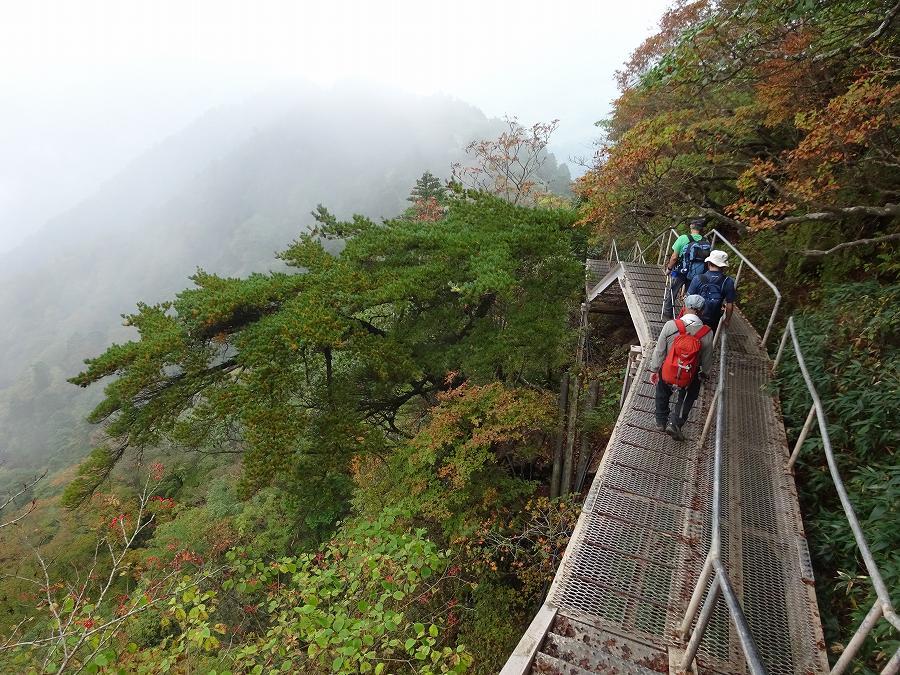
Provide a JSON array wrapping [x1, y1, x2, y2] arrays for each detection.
[[0, 0, 671, 253]]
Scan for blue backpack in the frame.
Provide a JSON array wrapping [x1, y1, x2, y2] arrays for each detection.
[[680, 237, 711, 279], [696, 273, 726, 323]]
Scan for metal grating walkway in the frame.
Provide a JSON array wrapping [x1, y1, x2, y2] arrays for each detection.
[[503, 261, 828, 675]]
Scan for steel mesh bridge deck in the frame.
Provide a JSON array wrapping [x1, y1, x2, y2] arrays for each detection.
[[504, 261, 827, 674]]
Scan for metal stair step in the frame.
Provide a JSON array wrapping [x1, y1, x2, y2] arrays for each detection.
[[532, 651, 595, 674], [544, 616, 669, 673], [541, 632, 666, 674]]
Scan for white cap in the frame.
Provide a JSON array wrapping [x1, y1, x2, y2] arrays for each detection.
[[684, 294, 705, 310], [705, 250, 729, 267]]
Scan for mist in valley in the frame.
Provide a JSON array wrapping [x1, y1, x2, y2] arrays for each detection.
[[0, 1, 668, 489]]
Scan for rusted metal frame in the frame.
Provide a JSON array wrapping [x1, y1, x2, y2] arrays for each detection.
[[773, 318, 900, 649]]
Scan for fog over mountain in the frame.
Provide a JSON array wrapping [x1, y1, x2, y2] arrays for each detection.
[[0, 85, 570, 480]]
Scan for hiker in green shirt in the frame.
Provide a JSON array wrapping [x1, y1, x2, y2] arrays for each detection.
[[663, 219, 710, 319]]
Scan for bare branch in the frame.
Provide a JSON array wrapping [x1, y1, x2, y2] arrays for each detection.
[[777, 203, 900, 226], [801, 232, 900, 257], [0, 470, 47, 529]]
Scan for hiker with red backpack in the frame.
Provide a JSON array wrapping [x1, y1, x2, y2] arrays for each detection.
[[687, 249, 736, 332], [663, 219, 711, 320], [649, 294, 714, 440]]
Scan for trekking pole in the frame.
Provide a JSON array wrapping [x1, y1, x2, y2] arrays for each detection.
[[671, 280, 678, 318], [661, 274, 671, 319]]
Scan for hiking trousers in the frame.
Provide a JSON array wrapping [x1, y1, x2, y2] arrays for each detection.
[[655, 377, 702, 428], [663, 274, 687, 320]]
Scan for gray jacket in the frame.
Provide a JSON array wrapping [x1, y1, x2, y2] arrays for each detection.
[[649, 314, 714, 375]]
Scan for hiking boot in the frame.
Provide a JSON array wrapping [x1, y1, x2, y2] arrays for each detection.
[[666, 422, 685, 441], [655, 421, 666, 432]]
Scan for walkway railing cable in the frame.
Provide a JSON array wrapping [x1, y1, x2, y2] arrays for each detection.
[[612, 227, 898, 674]]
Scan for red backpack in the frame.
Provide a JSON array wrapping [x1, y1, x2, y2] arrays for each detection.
[[660, 319, 710, 388]]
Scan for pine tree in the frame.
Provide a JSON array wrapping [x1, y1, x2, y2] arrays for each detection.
[[407, 171, 446, 204], [69, 194, 584, 499]]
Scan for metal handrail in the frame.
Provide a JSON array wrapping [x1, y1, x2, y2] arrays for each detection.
[[773, 317, 900, 674], [678, 334, 768, 674], [593, 229, 896, 671], [607, 239, 621, 263], [705, 228, 782, 349], [634, 226, 679, 265], [675, 251, 897, 672]]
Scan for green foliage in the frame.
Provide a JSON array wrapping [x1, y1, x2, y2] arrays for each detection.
[[777, 282, 899, 669], [456, 583, 525, 674], [219, 513, 473, 673], [355, 382, 556, 540], [60, 445, 122, 508], [474, 495, 580, 601]]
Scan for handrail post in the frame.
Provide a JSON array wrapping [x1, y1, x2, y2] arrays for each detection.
[[661, 274, 671, 319], [697, 385, 720, 450], [830, 600, 883, 675], [679, 553, 715, 637], [761, 295, 781, 352], [716, 566, 768, 675], [680, 575, 722, 672], [787, 325, 899, 618], [711, 335, 726, 552], [788, 403, 817, 469], [773, 320, 791, 372]]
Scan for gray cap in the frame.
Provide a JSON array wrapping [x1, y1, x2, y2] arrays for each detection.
[[684, 294, 705, 310]]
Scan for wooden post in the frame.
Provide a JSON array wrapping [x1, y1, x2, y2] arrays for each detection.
[[574, 380, 601, 493], [549, 372, 569, 498], [560, 373, 582, 495]]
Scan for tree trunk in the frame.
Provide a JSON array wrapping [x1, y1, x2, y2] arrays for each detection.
[[549, 372, 569, 499], [574, 381, 601, 493]]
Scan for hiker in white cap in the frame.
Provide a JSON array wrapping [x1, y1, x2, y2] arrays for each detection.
[[686, 249, 736, 331]]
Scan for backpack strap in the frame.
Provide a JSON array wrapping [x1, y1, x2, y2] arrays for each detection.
[[696, 325, 711, 339], [674, 318, 686, 335]]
